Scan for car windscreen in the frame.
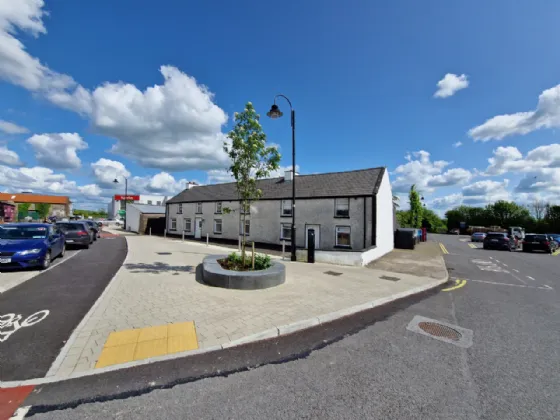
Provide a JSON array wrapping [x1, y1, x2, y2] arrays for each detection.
[[57, 223, 82, 231], [0, 226, 48, 239], [486, 233, 506, 239]]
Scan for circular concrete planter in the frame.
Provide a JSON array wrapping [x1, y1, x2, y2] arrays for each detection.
[[202, 255, 285, 290]]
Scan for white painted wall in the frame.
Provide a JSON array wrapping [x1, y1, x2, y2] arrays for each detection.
[[372, 169, 394, 261], [125, 204, 141, 233]]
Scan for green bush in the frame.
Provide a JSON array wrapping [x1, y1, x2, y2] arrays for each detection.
[[220, 251, 272, 271], [254, 253, 272, 270]]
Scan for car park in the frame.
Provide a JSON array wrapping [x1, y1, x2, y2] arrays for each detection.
[[0, 223, 65, 270], [56, 221, 93, 248], [471, 232, 486, 242], [483, 232, 516, 251], [522, 234, 558, 254]]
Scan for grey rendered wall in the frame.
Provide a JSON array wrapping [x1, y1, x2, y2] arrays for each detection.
[[167, 197, 368, 251]]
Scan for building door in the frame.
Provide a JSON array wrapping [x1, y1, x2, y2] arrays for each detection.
[[194, 217, 202, 239], [305, 225, 320, 249]]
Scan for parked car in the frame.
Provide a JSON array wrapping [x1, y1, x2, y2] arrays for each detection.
[[522, 234, 558, 254], [449, 228, 460, 235], [546, 233, 560, 246], [83, 220, 100, 240], [55, 222, 93, 248], [0, 223, 65, 270], [471, 232, 486, 242], [483, 232, 516, 251]]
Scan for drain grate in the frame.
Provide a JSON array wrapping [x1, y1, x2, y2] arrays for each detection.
[[324, 271, 343, 276], [380, 275, 400, 281], [406, 315, 473, 348], [418, 321, 461, 341]]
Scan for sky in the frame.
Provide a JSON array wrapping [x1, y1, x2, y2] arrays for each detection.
[[1, 0, 560, 213]]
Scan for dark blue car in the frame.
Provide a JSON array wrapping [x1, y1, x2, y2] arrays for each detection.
[[0, 223, 66, 270]]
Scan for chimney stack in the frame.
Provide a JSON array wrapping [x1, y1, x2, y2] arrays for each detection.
[[284, 170, 293, 182]]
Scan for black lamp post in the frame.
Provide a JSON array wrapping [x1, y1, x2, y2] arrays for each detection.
[[113, 177, 128, 229], [267, 94, 297, 262]]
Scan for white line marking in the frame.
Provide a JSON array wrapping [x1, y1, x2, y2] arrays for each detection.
[[452, 277, 552, 290], [513, 269, 519, 273], [502, 263, 508, 267], [10, 406, 30, 419], [526, 276, 535, 281], [494, 259, 500, 263], [511, 273, 527, 285]]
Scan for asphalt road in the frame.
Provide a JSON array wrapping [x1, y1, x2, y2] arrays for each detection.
[[0, 236, 126, 381], [25, 234, 560, 419]]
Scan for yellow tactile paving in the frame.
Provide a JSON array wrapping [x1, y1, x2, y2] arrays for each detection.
[[95, 322, 199, 368], [104, 328, 140, 347], [138, 325, 168, 342], [95, 343, 136, 368]]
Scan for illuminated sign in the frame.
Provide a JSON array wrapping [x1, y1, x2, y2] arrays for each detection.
[[114, 195, 140, 201]]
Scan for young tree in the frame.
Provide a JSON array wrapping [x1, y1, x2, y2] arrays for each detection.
[[35, 203, 51, 219], [224, 102, 281, 264], [408, 185, 423, 228], [530, 199, 548, 220]]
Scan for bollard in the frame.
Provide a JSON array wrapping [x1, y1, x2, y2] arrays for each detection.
[[164, 229, 167, 239], [182, 230, 185, 242], [252, 242, 255, 270], [149, 227, 152, 236], [238, 236, 241, 251], [282, 240, 285, 260], [206, 233, 209, 246]]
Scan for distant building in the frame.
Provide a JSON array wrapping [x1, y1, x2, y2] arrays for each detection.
[[125, 203, 166, 234], [0, 193, 71, 220], [0, 201, 16, 223]]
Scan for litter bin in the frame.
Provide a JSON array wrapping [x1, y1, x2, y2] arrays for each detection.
[[394, 228, 416, 250]]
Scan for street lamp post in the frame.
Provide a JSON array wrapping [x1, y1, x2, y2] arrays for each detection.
[[267, 94, 297, 262], [113, 177, 128, 229]]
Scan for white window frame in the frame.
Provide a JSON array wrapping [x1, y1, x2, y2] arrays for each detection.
[[170, 218, 177, 230], [184, 218, 191, 233], [335, 198, 350, 218], [215, 202, 222, 214], [196, 202, 203, 214], [280, 223, 292, 240], [178, 203, 183, 214], [335, 226, 351, 247], [239, 219, 250, 236], [281, 199, 292, 216], [214, 219, 222, 234]]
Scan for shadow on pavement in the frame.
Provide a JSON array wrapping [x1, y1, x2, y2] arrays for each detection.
[[124, 262, 195, 274]]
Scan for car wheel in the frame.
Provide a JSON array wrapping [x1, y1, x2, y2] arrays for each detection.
[[41, 251, 51, 270], [83, 243, 90, 249]]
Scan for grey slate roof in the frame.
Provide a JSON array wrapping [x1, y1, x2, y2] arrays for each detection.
[[167, 167, 386, 204], [128, 204, 166, 214]]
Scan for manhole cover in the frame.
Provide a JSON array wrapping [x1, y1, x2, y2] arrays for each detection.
[[380, 275, 400, 281], [324, 271, 343, 276], [157, 252, 172, 255], [406, 315, 473, 348], [418, 321, 461, 341]]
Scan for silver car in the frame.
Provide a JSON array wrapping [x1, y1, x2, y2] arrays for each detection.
[[471, 232, 486, 242]]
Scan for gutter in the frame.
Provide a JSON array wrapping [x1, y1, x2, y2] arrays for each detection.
[[363, 196, 367, 249]]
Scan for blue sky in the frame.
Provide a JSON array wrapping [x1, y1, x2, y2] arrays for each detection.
[[1, 0, 560, 212]]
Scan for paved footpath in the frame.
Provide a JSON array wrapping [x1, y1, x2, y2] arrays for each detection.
[[0, 236, 126, 381], [47, 234, 447, 378]]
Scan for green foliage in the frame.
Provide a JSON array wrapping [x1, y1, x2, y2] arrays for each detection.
[[17, 203, 31, 214], [35, 203, 51, 219], [222, 251, 272, 271], [73, 209, 108, 219], [422, 208, 447, 233], [223, 102, 281, 261], [408, 185, 423, 228]]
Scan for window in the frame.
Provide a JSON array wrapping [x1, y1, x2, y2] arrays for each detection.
[[196, 202, 203, 214], [157, 201, 162, 205], [335, 198, 350, 217], [215, 202, 222, 214], [170, 218, 177, 230], [184, 218, 191, 233], [214, 219, 222, 234], [335, 226, 351, 247], [280, 223, 292, 240], [178, 203, 183, 214], [147, 200, 153, 205], [281, 200, 292, 216], [239, 219, 250, 236]]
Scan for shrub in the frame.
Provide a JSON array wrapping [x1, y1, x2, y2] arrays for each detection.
[[218, 251, 272, 271]]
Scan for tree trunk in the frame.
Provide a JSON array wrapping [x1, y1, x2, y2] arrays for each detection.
[[241, 200, 247, 265]]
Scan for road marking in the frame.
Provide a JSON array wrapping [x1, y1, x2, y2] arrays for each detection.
[[553, 249, 560, 256], [10, 405, 31, 419], [502, 263, 508, 267], [526, 276, 535, 281], [511, 273, 526, 285], [442, 279, 467, 292], [439, 243, 449, 254], [451, 277, 553, 291], [513, 269, 519, 273], [0, 310, 50, 342], [494, 259, 500, 263], [468, 243, 477, 249]]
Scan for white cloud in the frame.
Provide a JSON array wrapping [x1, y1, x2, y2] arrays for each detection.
[[434, 73, 469, 98], [206, 165, 301, 185], [0, 119, 28, 134], [27, 132, 88, 169], [78, 184, 102, 196], [485, 144, 560, 176], [0, 2, 230, 172], [392, 151, 472, 193], [453, 141, 462, 148], [461, 179, 510, 205], [431, 193, 463, 210], [0, 146, 23, 166], [91, 158, 130, 188], [469, 84, 560, 141], [0, 164, 75, 194]]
